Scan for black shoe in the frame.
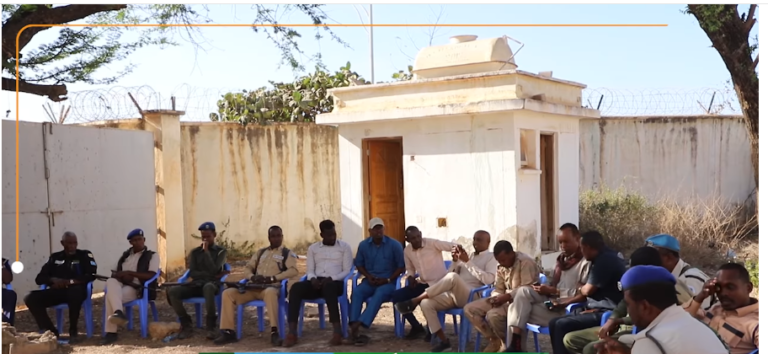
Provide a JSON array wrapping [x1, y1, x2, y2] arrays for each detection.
[[213, 330, 238, 345], [405, 324, 426, 340], [395, 300, 417, 315], [424, 329, 433, 342], [108, 310, 128, 328], [176, 317, 194, 340], [205, 316, 218, 340], [67, 335, 83, 345], [431, 339, 451, 352], [271, 332, 283, 346], [100, 333, 118, 345]]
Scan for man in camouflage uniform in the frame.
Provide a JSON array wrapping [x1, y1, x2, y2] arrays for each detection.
[[213, 225, 299, 346], [463, 240, 539, 352]]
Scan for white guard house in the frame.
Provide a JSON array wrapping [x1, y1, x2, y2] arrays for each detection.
[[316, 35, 599, 265]]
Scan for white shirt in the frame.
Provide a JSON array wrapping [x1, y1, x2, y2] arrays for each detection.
[[631, 305, 729, 354], [448, 250, 497, 288], [405, 238, 455, 286], [306, 240, 353, 281], [672, 259, 712, 308]]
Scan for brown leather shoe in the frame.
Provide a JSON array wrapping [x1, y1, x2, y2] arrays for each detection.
[[329, 333, 343, 346], [283, 333, 298, 348]]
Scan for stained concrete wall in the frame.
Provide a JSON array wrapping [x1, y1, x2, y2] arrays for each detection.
[[179, 123, 340, 253], [580, 115, 755, 204]]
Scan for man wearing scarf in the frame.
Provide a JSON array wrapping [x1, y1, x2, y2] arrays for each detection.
[[101, 228, 160, 344], [504, 223, 590, 352]]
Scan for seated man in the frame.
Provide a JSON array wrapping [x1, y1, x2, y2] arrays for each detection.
[[564, 246, 692, 354], [505, 223, 590, 352], [645, 233, 713, 309], [594, 265, 729, 354], [214, 225, 298, 346], [395, 230, 497, 352], [682, 262, 758, 354], [392, 226, 455, 340], [168, 222, 228, 340], [285, 220, 353, 347], [348, 217, 405, 346], [464, 240, 539, 353], [2, 257, 16, 325], [24, 231, 97, 343], [101, 228, 161, 344], [548, 231, 625, 354]]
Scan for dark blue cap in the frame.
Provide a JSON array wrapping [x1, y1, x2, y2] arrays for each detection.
[[127, 228, 144, 240], [198, 222, 215, 232], [618, 265, 676, 291], [645, 234, 681, 253]]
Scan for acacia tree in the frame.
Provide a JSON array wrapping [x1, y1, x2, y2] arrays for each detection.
[[686, 5, 759, 194], [2, 4, 342, 102]]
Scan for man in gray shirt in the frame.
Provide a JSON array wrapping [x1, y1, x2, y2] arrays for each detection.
[[395, 230, 498, 352]]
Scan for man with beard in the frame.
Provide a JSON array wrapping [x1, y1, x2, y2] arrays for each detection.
[[682, 262, 758, 354], [548, 231, 625, 354], [504, 223, 590, 352], [594, 265, 728, 354], [101, 228, 161, 344], [394, 230, 498, 352]]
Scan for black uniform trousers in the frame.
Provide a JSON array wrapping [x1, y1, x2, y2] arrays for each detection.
[[24, 284, 88, 336], [288, 278, 344, 323]]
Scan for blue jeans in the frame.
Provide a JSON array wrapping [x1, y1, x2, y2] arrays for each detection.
[[549, 311, 606, 354], [350, 279, 396, 328], [2, 288, 16, 325], [391, 283, 429, 329]]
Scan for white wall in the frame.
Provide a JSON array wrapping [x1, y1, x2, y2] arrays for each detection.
[[2, 121, 156, 301]]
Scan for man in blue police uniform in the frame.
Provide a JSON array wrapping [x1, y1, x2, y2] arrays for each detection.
[[2, 257, 16, 325], [644, 234, 712, 309], [24, 231, 97, 343]]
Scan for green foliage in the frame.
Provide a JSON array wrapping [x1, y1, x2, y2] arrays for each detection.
[[392, 65, 414, 81], [579, 186, 659, 251], [189, 218, 256, 260], [211, 62, 369, 124], [745, 259, 758, 289]]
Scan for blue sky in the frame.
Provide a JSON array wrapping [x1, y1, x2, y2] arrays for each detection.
[[2, 4, 758, 122]]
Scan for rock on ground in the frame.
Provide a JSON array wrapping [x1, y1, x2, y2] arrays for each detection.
[[2, 324, 58, 354]]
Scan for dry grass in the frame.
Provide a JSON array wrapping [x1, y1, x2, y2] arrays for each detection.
[[579, 186, 758, 270]]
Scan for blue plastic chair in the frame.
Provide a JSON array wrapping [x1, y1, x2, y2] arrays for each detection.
[[177, 263, 231, 328], [525, 273, 586, 352], [748, 349, 758, 354], [294, 269, 356, 338], [39, 282, 94, 338], [101, 270, 161, 338], [433, 284, 494, 352], [235, 278, 289, 340], [352, 271, 407, 338], [601, 311, 612, 325], [395, 260, 455, 338]]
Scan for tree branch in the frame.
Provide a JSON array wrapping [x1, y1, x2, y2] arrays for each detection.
[[1, 77, 67, 102], [745, 4, 757, 34], [2, 5, 126, 64], [752, 54, 759, 71]]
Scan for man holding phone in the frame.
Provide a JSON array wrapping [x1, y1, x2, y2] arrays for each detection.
[[463, 240, 539, 352]]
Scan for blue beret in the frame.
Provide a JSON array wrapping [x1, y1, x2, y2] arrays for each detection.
[[127, 228, 144, 239], [618, 265, 676, 291], [198, 222, 215, 232], [645, 234, 680, 253]]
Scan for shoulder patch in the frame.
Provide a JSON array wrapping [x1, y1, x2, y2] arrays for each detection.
[[90, 260, 97, 266], [87, 252, 94, 258]]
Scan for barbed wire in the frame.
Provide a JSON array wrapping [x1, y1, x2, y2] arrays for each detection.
[[63, 84, 742, 123]]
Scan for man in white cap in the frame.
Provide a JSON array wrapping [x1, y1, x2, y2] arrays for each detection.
[[347, 217, 406, 345], [645, 234, 712, 309]]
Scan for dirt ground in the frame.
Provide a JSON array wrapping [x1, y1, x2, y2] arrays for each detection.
[[12, 259, 554, 354]]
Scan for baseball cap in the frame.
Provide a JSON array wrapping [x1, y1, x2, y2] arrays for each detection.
[[368, 217, 385, 229]]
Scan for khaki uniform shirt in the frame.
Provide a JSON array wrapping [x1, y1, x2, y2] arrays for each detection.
[[491, 251, 539, 297], [683, 298, 759, 354], [246, 246, 300, 290]]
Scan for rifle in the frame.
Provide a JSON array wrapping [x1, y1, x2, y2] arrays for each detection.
[[159, 280, 280, 293], [94, 273, 149, 290]]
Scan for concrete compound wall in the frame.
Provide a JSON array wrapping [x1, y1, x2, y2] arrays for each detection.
[[580, 115, 755, 204]]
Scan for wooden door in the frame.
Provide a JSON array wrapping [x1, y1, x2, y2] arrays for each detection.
[[366, 140, 405, 244], [540, 134, 556, 250]]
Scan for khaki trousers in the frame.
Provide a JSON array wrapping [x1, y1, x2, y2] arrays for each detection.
[[104, 278, 138, 333], [219, 287, 280, 330], [506, 286, 565, 351], [464, 290, 517, 341], [420, 272, 476, 334]]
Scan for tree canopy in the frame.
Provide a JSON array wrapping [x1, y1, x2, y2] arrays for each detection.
[[1, 4, 342, 102]]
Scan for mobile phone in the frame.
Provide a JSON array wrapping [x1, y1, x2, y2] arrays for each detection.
[[544, 300, 554, 310]]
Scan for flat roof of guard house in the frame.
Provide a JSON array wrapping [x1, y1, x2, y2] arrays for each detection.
[[316, 35, 600, 125]]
